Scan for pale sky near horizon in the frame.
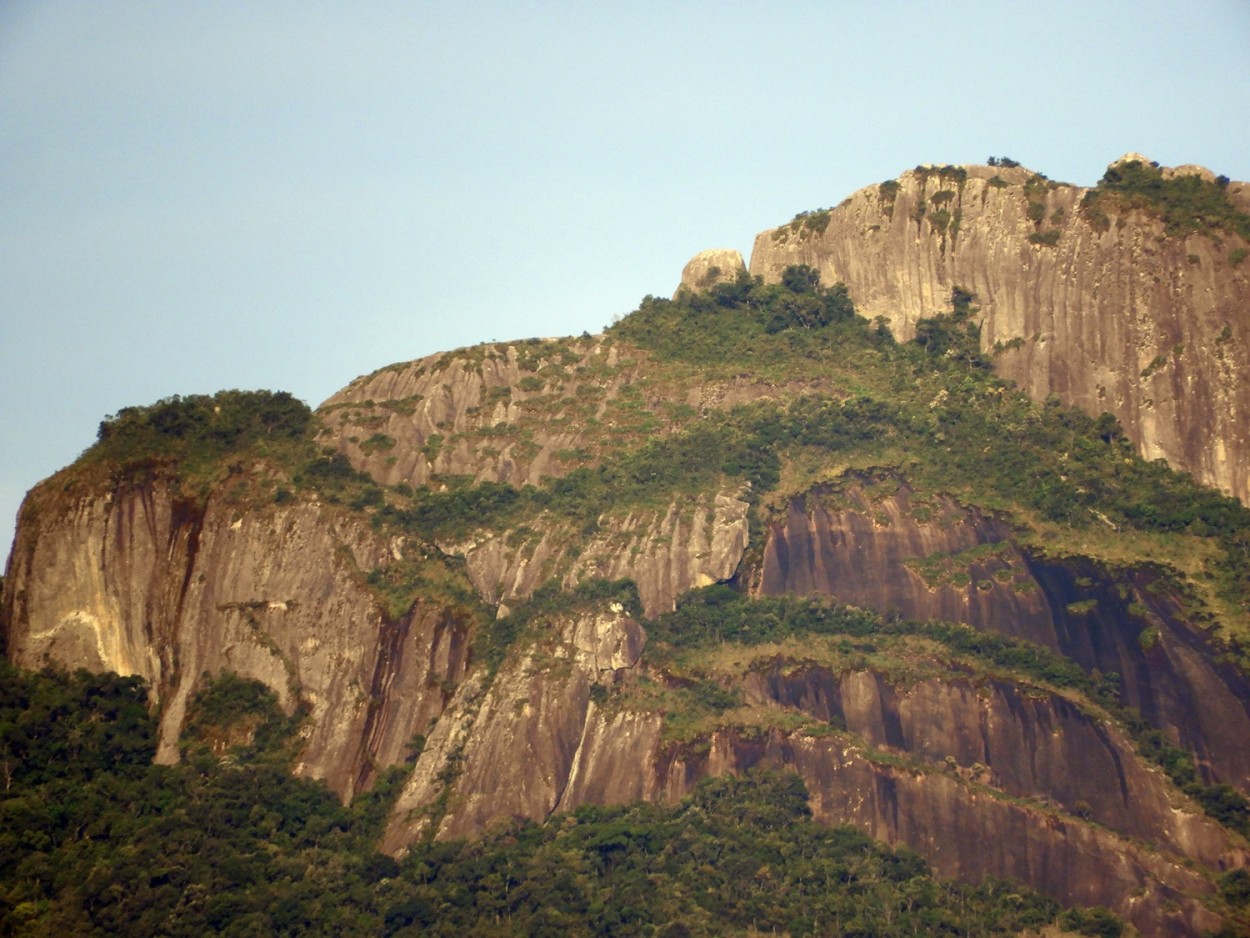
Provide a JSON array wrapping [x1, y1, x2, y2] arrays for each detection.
[[2, 1, 1249, 567]]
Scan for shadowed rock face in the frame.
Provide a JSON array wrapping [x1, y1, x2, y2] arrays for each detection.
[[749, 161, 1250, 504], [747, 664, 1230, 863], [1, 472, 470, 801], [757, 479, 1250, 793], [384, 596, 1239, 937], [659, 729, 1228, 938]]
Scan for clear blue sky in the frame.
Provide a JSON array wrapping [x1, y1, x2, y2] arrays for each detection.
[[3, 1, 1249, 566]]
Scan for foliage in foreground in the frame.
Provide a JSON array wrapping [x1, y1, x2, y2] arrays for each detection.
[[0, 663, 1099, 937]]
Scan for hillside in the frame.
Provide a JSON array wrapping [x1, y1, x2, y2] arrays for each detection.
[[4, 157, 1250, 936]]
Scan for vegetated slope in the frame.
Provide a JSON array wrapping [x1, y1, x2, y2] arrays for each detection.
[[4, 256, 1250, 932], [1, 663, 1112, 937], [749, 156, 1250, 506]]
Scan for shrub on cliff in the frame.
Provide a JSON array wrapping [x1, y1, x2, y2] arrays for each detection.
[[91, 389, 312, 467], [1089, 160, 1250, 240], [609, 265, 862, 363]]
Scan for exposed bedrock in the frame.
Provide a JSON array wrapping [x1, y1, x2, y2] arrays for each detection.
[[745, 664, 1233, 866], [757, 480, 1250, 792], [674, 248, 747, 297], [319, 338, 646, 489], [1, 473, 470, 800], [381, 606, 659, 850], [451, 489, 750, 618], [659, 729, 1227, 938], [379, 591, 1243, 936], [680, 735, 1225, 938], [748, 161, 1250, 504]]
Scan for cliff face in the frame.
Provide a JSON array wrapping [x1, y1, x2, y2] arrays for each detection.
[[453, 488, 750, 617], [5, 156, 1250, 937], [319, 337, 647, 490], [2, 469, 471, 801], [756, 476, 1250, 792], [749, 160, 1250, 503], [379, 591, 1240, 936]]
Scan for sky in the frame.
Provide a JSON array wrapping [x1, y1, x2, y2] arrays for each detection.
[[2, 1, 1249, 567]]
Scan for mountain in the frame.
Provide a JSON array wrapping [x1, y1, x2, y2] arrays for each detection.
[[4, 157, 1250, 936], [749, 155, 1250, 506]]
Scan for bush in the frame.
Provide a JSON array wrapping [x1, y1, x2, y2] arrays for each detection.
[[94, 390, 311, 464], [1093, 160, 1250, 240]]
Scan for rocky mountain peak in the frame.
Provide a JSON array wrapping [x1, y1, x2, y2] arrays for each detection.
[[5, 154, 1250, 937], [674, 247, 746, 297]]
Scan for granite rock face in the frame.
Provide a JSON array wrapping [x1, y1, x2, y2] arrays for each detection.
[[1, 470, 471, 800], [5, 155, 1250, 937], [755, 477, 1250, 793], [749, 158, 1250, 503], [453, 488, 750, 617], [674, 248, 747, 297], [380, 595, 1242, 936]]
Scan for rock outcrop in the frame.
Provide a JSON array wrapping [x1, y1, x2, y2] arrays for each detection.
[[674, 248, 747, 296], [749, 158, 1250, 504], [319, 337, 646, 489], [453, 488, 750, 617], [5, 154, 1250, 937], [755, 476, 1250, 793], [380, 589, 1241, 936], [1, 469, 471, 800]]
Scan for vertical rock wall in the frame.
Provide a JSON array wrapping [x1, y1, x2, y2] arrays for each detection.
[[1, 471, 470, 800], [748, 161, 1250, 503]]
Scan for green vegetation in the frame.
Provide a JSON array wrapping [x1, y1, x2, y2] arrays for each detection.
[[0, 663, 1104, 936], [912, 285, 988, 367], [356, 276, 1250, 633], [1057, 906, 1124, 938], [91, 390, 312, 467], [1083, 159, 1250, 241], [181, 670, 302, 756], [647, 588, 1120, 706], [878, 179, 901, 216], [914, 164, 968, 187], [0, 666, 398, 936], [12, 240, 1250, 933], [360, 432, 397, 454], [64, 264, 1250, 669], [612, 266, 859, 360], [477, 578, 642, 676], [785, 208, 832, 238]]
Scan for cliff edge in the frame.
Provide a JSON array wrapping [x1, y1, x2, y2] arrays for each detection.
[[749, 156, 1250, 505]]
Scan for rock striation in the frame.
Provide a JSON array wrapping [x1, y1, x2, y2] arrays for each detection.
[[383, 593, 1241, 936], [5, 154, 1250, 937], [748, 158, 1250, 504], [2, 469, 471, 801], [755, 476, 1250, 792]]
